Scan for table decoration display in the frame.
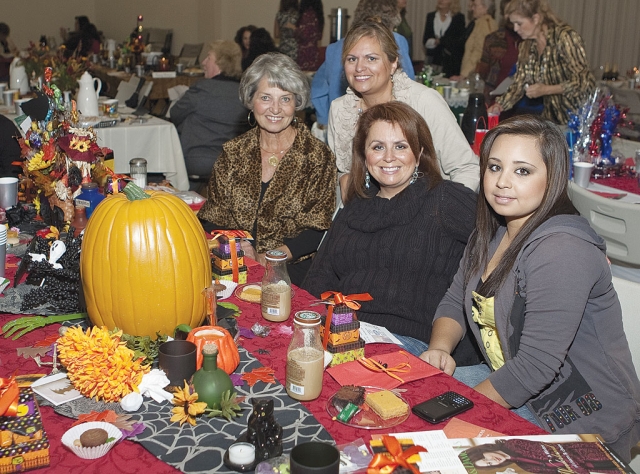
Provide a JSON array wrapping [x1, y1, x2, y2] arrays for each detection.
[[157, 340, 197, 387], [56, 326, 150, 402], [80, 182, 211, 338], [568, 88, 633, 176], [319, 291, 371, 366], [286, 311, 324, 401], [0, 387, 50, 472], [19, 42, 89, 94], [210, 233, 249, 284], [368, 434, 425, 474], [186, 326, 240, 373]]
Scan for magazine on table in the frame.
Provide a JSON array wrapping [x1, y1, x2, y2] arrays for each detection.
[[370, 431, 633, 474]]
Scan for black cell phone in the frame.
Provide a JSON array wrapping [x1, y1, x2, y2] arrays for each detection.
[[412, 391, 474, 424]]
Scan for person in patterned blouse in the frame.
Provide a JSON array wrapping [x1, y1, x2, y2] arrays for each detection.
[[488, 0, 595, 124]]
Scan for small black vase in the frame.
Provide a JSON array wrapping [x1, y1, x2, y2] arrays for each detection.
[[461, 93, 488, 145]]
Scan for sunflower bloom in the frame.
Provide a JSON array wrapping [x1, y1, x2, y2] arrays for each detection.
[[170, 381, 207, 426], [57, 326, 150, 402]]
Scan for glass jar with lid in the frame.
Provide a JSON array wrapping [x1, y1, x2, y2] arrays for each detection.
[[260, 250, 291, 322], [286, 311, 324, 401]]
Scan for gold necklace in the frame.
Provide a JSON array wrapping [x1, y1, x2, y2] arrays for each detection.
[[260, 133, 296, 167]]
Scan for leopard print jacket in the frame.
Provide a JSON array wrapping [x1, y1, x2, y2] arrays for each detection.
[[198, 123, 337, 259]]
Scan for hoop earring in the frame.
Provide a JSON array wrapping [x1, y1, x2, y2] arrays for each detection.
[[247, 110, 256, 127], [292, 116, 298, 126], [365, 170, 371, 189]]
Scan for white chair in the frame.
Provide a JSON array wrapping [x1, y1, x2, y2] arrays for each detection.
[[568, 181, 640, 266]]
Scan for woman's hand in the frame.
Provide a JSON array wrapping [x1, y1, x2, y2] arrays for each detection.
[[240, 240, 265, 266], [420, 349, 457, 375], [525, 83, 546, 99], [488, 103, 503, 114]]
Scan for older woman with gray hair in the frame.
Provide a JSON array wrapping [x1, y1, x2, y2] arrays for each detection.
[[198, 52, 337, 285]]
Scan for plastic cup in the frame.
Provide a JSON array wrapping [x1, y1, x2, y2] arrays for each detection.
[[0, 177, 18, 209], [573, 162, 594, 188], [158, 340, 197, 386]]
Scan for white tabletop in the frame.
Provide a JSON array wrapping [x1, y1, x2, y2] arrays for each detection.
[[1, 106, 189, 191], [95, 114, 189, 191]]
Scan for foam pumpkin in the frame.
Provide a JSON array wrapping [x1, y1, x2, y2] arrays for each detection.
[[80, 183, 211, 337]]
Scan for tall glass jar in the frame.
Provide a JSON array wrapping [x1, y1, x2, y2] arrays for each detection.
[[286, 311, 324, 401], [260, 250, 291, 322]]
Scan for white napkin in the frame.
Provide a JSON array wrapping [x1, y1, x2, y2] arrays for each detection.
[[137, 369, 174, 403]]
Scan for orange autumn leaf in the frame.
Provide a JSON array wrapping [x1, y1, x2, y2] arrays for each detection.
[[72, 409, 118, 427], [33, 334, 61, 347], [240, 367, 276, 386]]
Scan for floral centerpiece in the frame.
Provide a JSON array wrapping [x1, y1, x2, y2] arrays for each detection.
[[19, 42, 89, 94], [18, 66, 114, 228]]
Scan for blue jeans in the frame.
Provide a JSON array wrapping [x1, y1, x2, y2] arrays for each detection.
[[393, 334, 540, 427]]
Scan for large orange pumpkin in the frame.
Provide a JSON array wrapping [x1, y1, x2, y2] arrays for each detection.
[[80, 185, 212, 337]]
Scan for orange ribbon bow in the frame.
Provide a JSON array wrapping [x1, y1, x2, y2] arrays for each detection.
[[358, 357, 411, 384], [0, 375, 20, 417], [320, 291, 373, 349], [211, 232, 246, 282], [368, 435, 427, 474]]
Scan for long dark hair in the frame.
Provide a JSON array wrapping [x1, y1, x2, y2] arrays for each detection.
[[299, 0, 325, 31], [347, 102, 442, 202], [234, 25, 257, 52], [280, 0, 299, 12], [465, 115, 577, 296]]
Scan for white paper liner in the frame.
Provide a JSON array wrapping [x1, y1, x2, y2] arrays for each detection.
[[215, 280, 238, 300], [61, 421, 123, 459]]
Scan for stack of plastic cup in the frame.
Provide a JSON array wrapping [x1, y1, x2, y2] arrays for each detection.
[[0, 226, 6, 279]]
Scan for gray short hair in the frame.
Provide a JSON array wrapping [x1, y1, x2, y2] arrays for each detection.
[[239, 53, 310, 111]]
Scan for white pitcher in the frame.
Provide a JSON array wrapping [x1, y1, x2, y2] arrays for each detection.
[[9, 58, 29, 95], [76, 71, 102, 116]]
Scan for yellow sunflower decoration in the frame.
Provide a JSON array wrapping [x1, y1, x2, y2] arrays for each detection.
[[57, 326, 150, 402], [171, 382, 208, 426]]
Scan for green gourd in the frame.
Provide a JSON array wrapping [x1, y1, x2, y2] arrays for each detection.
[[192, 343, 234, 410]]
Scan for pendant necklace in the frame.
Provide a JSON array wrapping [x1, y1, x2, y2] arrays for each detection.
[[260, 132, 296, 167]]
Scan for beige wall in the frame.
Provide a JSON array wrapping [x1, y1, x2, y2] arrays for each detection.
[[5, 0, 640, 74]]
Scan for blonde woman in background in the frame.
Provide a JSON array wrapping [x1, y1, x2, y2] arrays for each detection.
[[459, 0, 497, 78]]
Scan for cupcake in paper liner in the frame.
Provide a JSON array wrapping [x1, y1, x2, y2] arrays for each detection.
[[62, 421, 122, 460], [214, 279, 237, 300]]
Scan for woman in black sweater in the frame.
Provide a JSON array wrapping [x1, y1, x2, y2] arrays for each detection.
[[303, 102, 481, 366]]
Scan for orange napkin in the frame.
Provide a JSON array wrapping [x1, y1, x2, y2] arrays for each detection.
[[326, 350, 440, 389]]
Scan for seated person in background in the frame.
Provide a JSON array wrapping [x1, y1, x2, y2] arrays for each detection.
[[304, 102, 482, 366], [241, 28, 278, 71], [198, 53, 336, 286], [328, 19, 479, 204], [489, 0, 595, 124], [420, 115, 640, 461], [476, 0, 520, 107], [311, 0, 414, 130], [171, 40, 250, 190], [0, 115, 21, 177], [458, 0, 497, 79], [235, 25, 257, 63], [62, 15, 101, 58]]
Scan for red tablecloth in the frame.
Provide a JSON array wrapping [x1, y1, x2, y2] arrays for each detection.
[[592, 176, 640, 194], [0, 263, 544, 473]]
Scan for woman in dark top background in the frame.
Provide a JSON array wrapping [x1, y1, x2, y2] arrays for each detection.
[[241, 28, 278, 71]]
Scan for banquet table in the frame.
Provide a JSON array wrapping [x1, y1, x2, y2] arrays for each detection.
[[0, 263, 544, 473], [90, 65, 204, 101], [94, 115, 189, 191]]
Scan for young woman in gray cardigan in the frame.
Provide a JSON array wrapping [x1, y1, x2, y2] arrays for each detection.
[[421, 115, 640, 461]]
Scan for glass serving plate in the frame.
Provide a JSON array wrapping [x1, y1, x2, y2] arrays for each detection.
[[326, 386, 410, 430]]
